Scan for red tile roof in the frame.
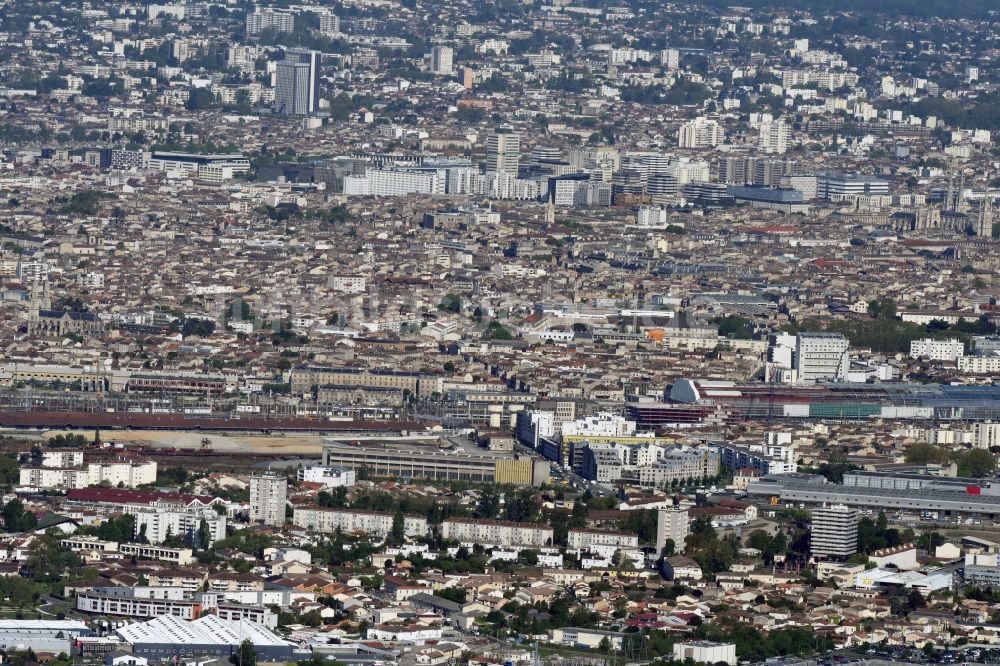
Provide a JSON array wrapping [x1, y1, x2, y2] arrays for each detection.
[[66, 487, 219, 506]]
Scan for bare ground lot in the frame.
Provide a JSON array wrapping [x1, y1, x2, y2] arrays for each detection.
[[37, 428, 326, 456]]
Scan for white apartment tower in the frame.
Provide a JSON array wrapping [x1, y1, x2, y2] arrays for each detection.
[[656, 505, 690, 555], [810, 504, 859, 557], [249, 473, 288, 526], [486, 128, 520, 175], [245, 9, 294, 36], [909, 338, 964, 362], [430, 46, 454, 75], [758, 119, 790, 154], [660, 48, 680, 69], [319, 13, 340, 35], [973, 422, 1000, 450], [795, 332, 849, 383], [677, 117, 723, 149]]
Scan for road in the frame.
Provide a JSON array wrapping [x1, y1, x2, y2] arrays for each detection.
[[513, 440, 614, 498]]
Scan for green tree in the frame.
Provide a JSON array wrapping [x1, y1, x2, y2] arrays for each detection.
[[437, 587, 467, 604], [0, 454, 20, 489], [186, 87, 218, 111], [439, 293, 462, 312], [867, 298, 897, 320], [957, 449, 997, 478], [24, 533, 81, 582], [237, 639, 257, 666], [904, 442, 951, 465], [474, 486, 500, 519], [710, 315, 755, 339], [389, 511, 405, 545], [487, 321, 513, 340], [916, 531, 945, 551], [1, 499, 36, 532], [197, 518, 212, 550], [328, 93, 354, 121]]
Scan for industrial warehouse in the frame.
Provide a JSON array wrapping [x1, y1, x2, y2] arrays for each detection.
[[322, 437, 550, 485], [114, 615, 297, 661], [627, 379, 1000, 425], [747, 471, 1000, 520]]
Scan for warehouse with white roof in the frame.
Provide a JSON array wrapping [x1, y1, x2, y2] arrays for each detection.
[[114, 615, 297, 661], [0, 619, 91, 653]]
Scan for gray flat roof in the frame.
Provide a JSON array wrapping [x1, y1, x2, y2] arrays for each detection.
[[748, 477, 1000, 514]]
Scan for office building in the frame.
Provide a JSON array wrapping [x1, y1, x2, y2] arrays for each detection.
[[430, 46, 453, 75], [249, 473, 287, 526], [656, 505, 690, 555], [146, 152, 251, 182], [110, 149, 149, 171], [810, 504, 859, 557], [795, 332, 849, 383], [726, 185, 809, 213], [755, 158, 797, 186], [681, 181, 730, 204], [611, 168, 644, 204], [677, 117, 723, 149], [275, 48, 320, 115], [275, 60, 313, 115], [816, 172, 890, 199], [486, 128, 520, 175], [647, 174, 679, 200]]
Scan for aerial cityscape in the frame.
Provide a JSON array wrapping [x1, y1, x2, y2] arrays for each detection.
[[1, 0, 1000, 664]]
